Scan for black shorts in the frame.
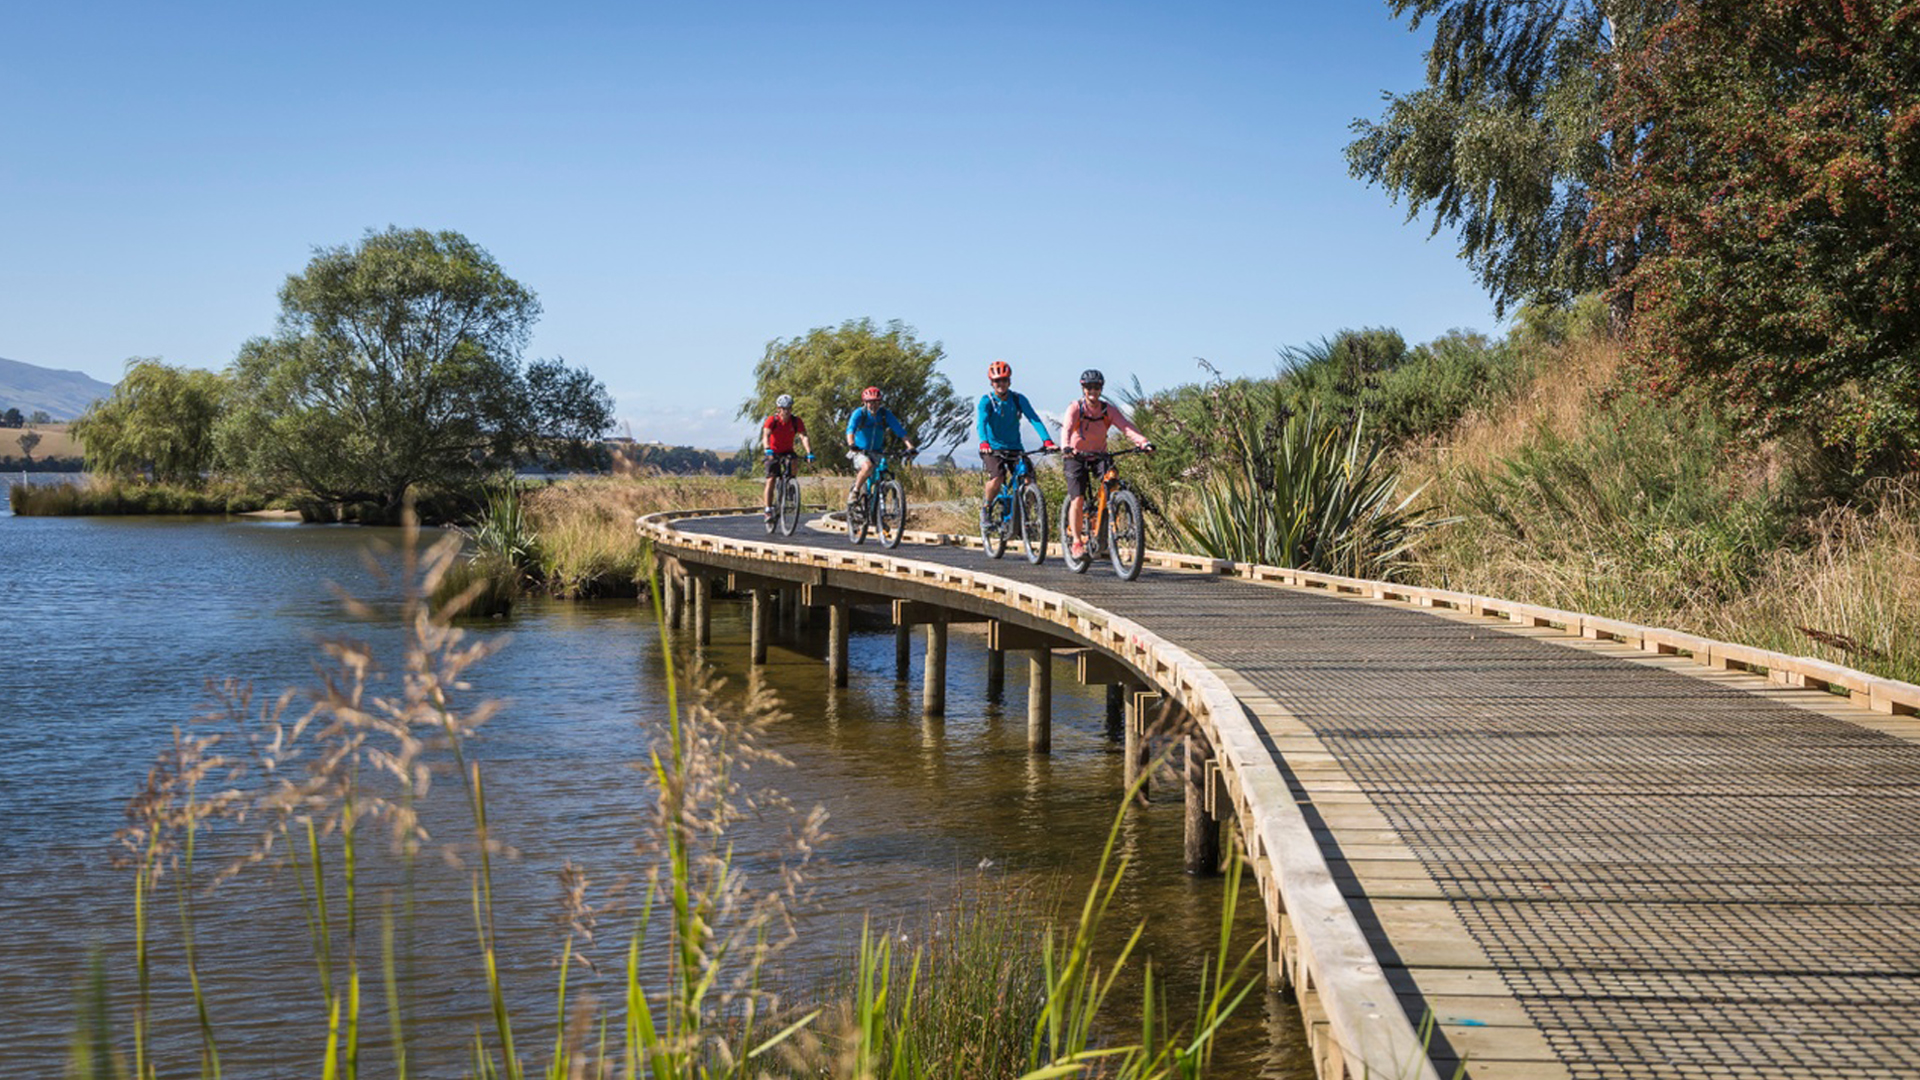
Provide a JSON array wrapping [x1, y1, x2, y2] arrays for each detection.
[[980, 449, 1009, 483], [1064, 452, 1105, 501]]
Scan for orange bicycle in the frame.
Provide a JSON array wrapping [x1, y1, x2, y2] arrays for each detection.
[[1060, 448, 1148, 580]]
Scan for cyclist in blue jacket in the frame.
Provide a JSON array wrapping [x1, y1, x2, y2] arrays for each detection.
[[845, 385, 917, 511], [975, 359, 1055, 529]]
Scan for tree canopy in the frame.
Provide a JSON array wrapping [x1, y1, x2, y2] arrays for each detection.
[[1347, 1, 1661, 322], [70, 359, 229, 484], [738, 318, 966, 471], [220, 228, 612, 510], [1592, 0, 1920, 463]]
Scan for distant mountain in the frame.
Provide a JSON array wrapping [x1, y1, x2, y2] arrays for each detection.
[[0, 356, 115, 420]]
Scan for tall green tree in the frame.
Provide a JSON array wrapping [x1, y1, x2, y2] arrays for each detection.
[[1, 408, 21, 428], [1593, 0, 1920, 464], [1347, 1, 1661, 326], [220, 228, 612, 511], [70, 359, 229, 483], [738, 318, 966, 471]]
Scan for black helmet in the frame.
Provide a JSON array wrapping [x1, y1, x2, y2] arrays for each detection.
[[1079, 368, 1105, 387]]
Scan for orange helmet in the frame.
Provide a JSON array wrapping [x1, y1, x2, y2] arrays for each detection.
[[986, 359, 1012, 380], [861, 386, 882, 402]]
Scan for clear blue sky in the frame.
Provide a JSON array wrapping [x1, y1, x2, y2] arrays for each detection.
[[1, 1, 1496, 448]]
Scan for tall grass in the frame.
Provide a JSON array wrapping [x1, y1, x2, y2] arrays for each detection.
[[10, 476, 279, 516], [73, 516, 1264, 1078], [520, 476, 758, 597]]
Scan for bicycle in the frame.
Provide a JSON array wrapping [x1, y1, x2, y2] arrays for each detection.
[[846, 449, 912, 548], [764, 451, 811, 537], [982, 447, 1055, 565], [1061, 447, 1148, 580]]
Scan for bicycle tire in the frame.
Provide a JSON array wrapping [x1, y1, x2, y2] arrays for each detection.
[[1018, 479, 1048, 565], [763, 468, 780, 535], [848, 489, 869, 545], [1109, 488, 1145, 580], [778, 476, 802, 536], [1060, 496, 1090, 574], [982, 495, 1008, 558], [878, 478, 906, 548]]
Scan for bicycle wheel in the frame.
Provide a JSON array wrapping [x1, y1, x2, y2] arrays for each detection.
[[1060, 496, 1090, 574], [778, 477, 802, 536], [878, 478, 906, 548], [763, 476, 779, 535], [847, 489, 869, 545], [1108, 488, 1145, 580], [1017, 479, 1048, 565], [982, 496, 1007, 558]]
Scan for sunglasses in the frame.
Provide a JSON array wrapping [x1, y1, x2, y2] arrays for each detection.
[[990, 377, 1011, 385]]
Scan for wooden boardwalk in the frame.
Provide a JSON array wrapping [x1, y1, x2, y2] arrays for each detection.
[[646, 511, 1920, 1079]]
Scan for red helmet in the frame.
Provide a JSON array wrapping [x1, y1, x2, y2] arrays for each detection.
[[861, 386, 882, 402], [986, 359, 1012, 380]]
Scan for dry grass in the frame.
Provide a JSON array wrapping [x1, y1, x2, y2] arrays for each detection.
[[1702, 486, 1920, 683], [2, 422, 84, 465]]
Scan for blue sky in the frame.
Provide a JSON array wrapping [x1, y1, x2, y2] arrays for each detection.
[[2, 1, 1495, 448]]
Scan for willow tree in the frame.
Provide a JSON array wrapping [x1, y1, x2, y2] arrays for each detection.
[[70, 359, 229, 483], [1348, 1, 1662, 329]]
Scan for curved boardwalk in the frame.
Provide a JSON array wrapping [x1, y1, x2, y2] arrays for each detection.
[[653, 512, 1920, 1079]]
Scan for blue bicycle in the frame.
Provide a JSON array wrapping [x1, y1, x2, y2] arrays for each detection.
[[982, 447, 1054, 564], [847, 449, 912, 548]]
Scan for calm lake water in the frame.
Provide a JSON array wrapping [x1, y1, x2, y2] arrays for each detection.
[[0, 497, 1308, 1077]]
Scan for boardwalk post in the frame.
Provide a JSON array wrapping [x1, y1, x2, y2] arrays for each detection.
[[895, 624, 911, 677], [662, 568, 683, 630], [1127, 690, 1161, 800], [1106, 683, 1126, 741], [924, 622, 948, 716], [986, 646, 1005, 699], [828, 601, 850, 687], [750, 589, 770, 665], [691, 574, 711, 647], [1028, 649, 1052, 753], [1184, 729, 1220, 875]]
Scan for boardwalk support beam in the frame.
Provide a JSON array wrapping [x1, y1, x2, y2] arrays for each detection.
[[1185, 729, 1220, 875], [750, 589, 771, 664], [1127, 690, 1162, 800], [691, 574, 711, 647], [925, 623, 948, 716], [828, 601, 850, 687], [1029, 649, 1053, 753]]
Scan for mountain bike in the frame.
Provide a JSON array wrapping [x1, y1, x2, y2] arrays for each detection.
[[982, 447, 1055, 565], [1061, 447, 1148, 580], [764, 451, 811, 537], [847, 449, 912, 548]]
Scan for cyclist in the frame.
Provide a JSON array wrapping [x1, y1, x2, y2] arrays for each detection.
[[1061, 368, 1153, 559], [976, 359, 1055, 530], [760, 393, 814, 523], [845, 386, 918, 511]]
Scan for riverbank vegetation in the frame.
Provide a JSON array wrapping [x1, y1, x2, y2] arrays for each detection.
[[72, 527, 1259, 1078]]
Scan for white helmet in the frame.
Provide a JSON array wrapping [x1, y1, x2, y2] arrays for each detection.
[[775, 394, 794, 408]]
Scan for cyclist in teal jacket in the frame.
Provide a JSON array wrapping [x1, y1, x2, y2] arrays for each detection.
[[845, 385, 917, 510], [975, 359, 1055, 528]]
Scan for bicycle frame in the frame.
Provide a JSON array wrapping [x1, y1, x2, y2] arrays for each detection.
[[1071, 448, 1143, 549]]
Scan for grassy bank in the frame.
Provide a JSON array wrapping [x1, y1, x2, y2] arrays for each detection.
[[1395, 319, 1920, 684], [8, 475, 283, 516]]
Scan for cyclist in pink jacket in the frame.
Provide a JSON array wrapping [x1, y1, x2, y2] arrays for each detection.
[[1061, 369, 1153, 559]]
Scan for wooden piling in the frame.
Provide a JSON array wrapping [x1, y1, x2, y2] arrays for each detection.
[[1106, 682, 1126, 741], [1127, 690, 1160, 801], [663, 569, 683, 630], [987, 646, 1005, 699], [750, 589, 770, 665], [1185, 730, 1221, 875], [896, 623, 912, 677], [691, 574, 711, 647], [828, 601, 850, 687], [1028, 649, 1052, 753], [924, 622, 948, 716]]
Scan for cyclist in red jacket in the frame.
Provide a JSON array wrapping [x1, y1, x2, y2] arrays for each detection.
[[760, 394, 814, 521]]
